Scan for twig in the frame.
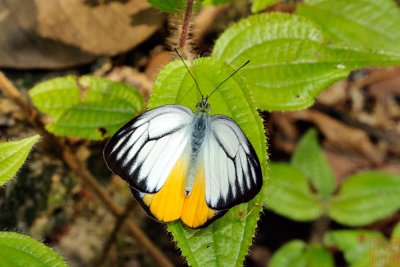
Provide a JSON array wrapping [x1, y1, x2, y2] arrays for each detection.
[[0, 71, 173, 267], [94, 199, 137, 267]]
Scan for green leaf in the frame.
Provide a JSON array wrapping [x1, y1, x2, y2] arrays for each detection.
[[0, 232, 68, 267], [147, 0, 184, 13], [149, 57, 267, 267], [298, 0, 400, 54], [291, 129, 335, 199], [212, 13, 400, 111], [264, 163, 323, 221], [269, 240, 307, 267], [391, 221, 400, 242], [251, 0, 279, 13], [328, 172, 400, 226], [0, 135, 40, 186], [306, 244, 334, 267], [29, 76, 144, 140], [324, 230, 385, 264]]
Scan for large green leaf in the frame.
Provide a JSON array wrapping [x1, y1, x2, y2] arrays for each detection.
[[264, 163, 323, 221], [0, 232, 68, 267], [29, 76, 144, 140], [212, 13, 400, 111], [298, 0, 400, 53], [324, 230, 385, 264], [291, 129, 335, 199], [149, 57, 267, 267], [269, 240, 307, 267], [0, 135, 40, 186], [328, 172, 400, 226]]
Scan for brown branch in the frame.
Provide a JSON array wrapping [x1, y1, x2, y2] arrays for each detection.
[[0, 71, 173, 267], [93, 199, 137, 267]]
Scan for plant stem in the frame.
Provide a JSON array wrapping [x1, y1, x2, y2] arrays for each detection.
[[179, 0, 195, 50], [309, 215, 330, 244], [0, 71, 173, 267]]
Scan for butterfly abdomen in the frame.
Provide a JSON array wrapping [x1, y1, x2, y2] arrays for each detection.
[[185, 112, 210, 195]]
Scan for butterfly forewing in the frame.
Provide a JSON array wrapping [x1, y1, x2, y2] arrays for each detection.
[[104, 105, 193, 193]]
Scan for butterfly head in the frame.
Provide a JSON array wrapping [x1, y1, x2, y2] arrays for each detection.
[[196, 96, 210, 113]]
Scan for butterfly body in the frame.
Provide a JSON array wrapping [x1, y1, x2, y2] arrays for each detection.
[[186, 105, 211, 194]]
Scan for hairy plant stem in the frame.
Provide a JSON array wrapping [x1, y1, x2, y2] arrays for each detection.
[[179, 0, 194, 50], [0, 71, 173, 267], [176, 0, 195, 60]]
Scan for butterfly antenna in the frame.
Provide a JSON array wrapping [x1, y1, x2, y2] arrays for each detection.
[[207, 60, 250, 99], [174, 48, 203, 98]]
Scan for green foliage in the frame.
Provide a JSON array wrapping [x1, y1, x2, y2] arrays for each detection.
[[269, 241, 334, 267], [291, 129, 335, 199], [298, 0, 400, 53], [29, 76, 144, 140], [264, 163, 323, 221], [0, 232, 67, 267], [147, 0, 184, 13], [324, 230, 385, 264], [0, 135, 40, 186], [265, 128, 400, 227], [267, 128, 400, 265], [391, 221, 400, 242], [149, 57, 267, 267], [328, 172, 400, 226], [269, 240, 307, 267], [251, 0, 279, 13], [213, 12, 400, 111], [306, 244, 334, 267]]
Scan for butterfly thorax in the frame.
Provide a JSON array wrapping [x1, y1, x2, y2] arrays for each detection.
[[195, 97, 210, 113], [185, 103, 210, 195]]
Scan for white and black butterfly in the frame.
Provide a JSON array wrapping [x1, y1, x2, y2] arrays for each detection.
[[104, 56, 263, 228]]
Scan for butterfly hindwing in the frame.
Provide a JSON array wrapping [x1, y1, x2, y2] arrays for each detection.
[[104, 105, 193, 193], [204, 115, 263, 210]]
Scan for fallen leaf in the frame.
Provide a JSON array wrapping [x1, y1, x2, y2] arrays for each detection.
[[289, 110, 386, 165], [0, 0, 165, 69]]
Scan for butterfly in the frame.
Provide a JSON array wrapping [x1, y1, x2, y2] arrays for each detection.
[[103, 54, 263, 228]]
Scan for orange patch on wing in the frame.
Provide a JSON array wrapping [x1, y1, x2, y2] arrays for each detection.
[[181, 166, 216, 228], [143, 158, 187, 222], [142, 157, 216, 228]]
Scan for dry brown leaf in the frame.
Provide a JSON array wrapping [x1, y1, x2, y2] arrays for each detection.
[[317, 80, 348, 106], [289, 110, 386, 165], [0, 0, 164, 69]]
